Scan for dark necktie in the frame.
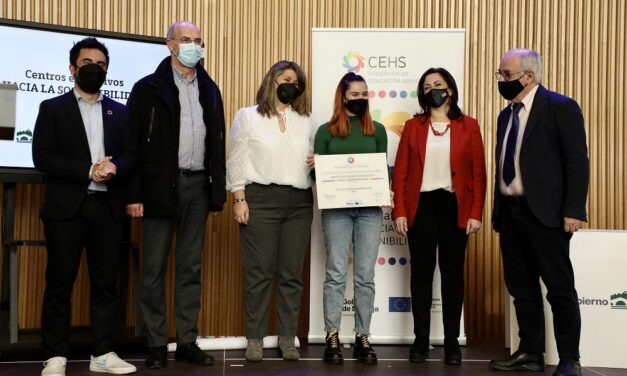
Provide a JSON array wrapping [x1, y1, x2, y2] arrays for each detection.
[[503, 102, 524, 186]]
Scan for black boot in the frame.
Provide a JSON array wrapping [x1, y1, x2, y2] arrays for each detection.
[[353, 334, 377, 364], [323, 330, 343, 365], [409, 336, 429, 363], [444, 338, 462, 365]]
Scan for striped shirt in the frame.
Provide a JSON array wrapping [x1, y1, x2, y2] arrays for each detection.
[[172, 66, 206, 171]]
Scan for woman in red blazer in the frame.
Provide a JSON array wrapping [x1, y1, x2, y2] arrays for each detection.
[[392, 67, 486, 365]]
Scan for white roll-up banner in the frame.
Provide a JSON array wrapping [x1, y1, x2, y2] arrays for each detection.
[[309, 28, 466, 345]]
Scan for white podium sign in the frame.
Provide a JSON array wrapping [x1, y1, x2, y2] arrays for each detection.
[[508, 230, 627, 368]]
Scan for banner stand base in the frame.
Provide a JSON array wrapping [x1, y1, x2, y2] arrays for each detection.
[[167, 336, 300, 352], [307, 334, 467, 346]]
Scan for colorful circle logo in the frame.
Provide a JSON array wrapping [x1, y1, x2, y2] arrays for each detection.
[[342, 51, 365, 73], [370, 90, 417, 99], [377, 256, 409, 266]]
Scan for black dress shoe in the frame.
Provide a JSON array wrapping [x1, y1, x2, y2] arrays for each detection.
[[445, 353, 462, 365], [145, 346, 167, 369], [490, 350, 545, 371], [553, 357, 581, 376], [444, 338, 462, 365], [409, 349, 428, 363], [175, 342, 215, 366]]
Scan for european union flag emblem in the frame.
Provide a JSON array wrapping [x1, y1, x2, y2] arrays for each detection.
[[389, 297, 412, 312]]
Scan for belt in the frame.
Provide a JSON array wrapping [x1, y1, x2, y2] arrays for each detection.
[[178, 169, 205, 177], [86, 189, 106, 195], [501, 194, 526, 205]]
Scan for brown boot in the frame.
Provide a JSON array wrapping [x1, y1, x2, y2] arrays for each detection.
[[278, 336, 299, 361], [245, 339, 263, 362]]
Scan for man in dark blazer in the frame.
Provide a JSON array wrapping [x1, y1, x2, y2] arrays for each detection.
[[32, 38, 136, 375], [489, 49, 589, 376], [125, 21, 226, 369]]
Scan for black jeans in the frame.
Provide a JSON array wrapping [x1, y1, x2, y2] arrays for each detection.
[[42, 192, 123, 357], [407, 189, 467, 348]]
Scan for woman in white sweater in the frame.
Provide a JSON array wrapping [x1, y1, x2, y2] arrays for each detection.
[[226, 60, 318, 363]]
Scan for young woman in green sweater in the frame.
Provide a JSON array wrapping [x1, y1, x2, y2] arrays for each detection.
[[314, 72, 387, 365]]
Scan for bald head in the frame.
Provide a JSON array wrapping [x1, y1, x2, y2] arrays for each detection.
[[165, 21, 203, 71], [166, 21, 200, 40], [501, 49, 542, 84]]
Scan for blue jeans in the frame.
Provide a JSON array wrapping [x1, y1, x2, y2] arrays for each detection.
[[322, 206, 383, 336]]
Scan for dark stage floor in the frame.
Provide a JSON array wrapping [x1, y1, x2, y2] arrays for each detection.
[[1, 335, 626, 376]]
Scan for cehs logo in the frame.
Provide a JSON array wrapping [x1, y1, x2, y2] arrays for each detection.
[[342, 51, 406, 73]]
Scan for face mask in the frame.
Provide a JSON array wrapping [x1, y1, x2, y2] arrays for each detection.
[[175, 42, 203, 67], [425, 88, 449, 108], [345, 98, 369, 116], [75, 64, 106, 94], [498, 79, 526, 100], [276, 83, 301, 104]]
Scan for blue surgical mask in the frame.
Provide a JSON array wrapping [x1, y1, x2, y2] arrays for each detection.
[[175, 42, 203, 67]]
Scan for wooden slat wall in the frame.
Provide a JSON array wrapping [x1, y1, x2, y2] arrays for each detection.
[[0, 0, 625, 340]]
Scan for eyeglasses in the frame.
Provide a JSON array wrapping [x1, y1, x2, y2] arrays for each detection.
[[495, 70, 527, 81], [172, 37, 204, 47]]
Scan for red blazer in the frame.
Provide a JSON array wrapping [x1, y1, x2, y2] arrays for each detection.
[[392, 114, 487, 228]]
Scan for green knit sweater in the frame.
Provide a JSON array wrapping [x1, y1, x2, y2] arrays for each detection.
[[314, 116, 387, 155]]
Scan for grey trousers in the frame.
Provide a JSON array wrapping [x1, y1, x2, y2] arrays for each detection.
[[240, 183, 313, 339], [140, 174, 210, 347]]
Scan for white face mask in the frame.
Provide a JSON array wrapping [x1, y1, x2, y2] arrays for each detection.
[[175, 42, 203, 67]]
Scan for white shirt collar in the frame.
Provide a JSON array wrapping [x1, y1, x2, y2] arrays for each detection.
[[73, 88, 103, 103], [513, 83, 539, 111]]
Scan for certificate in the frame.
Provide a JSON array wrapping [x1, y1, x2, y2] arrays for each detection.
[[315, 153, 391, 209]]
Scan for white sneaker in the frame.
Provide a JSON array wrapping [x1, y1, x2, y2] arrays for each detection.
[[42, 356, 67, 376], [89, 352, 137, 374]]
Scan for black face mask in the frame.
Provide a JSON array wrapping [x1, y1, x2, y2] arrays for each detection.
[[425, 88, 449, 108], [498, 79, 526, 101], [276, 83, 301, 104], [345, 98, 369, 116], [75, 64, 107, 94]]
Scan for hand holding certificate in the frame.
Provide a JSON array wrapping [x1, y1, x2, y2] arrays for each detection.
[[314, 153, 391, 209]]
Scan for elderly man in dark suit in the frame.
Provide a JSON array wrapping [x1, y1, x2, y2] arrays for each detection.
[[33, 37, 136, 376], [489, 49, 589, 376]]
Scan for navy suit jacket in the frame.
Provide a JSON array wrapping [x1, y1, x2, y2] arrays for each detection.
[[492, 85, 589, 230], [32, 90, 135, 220]]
